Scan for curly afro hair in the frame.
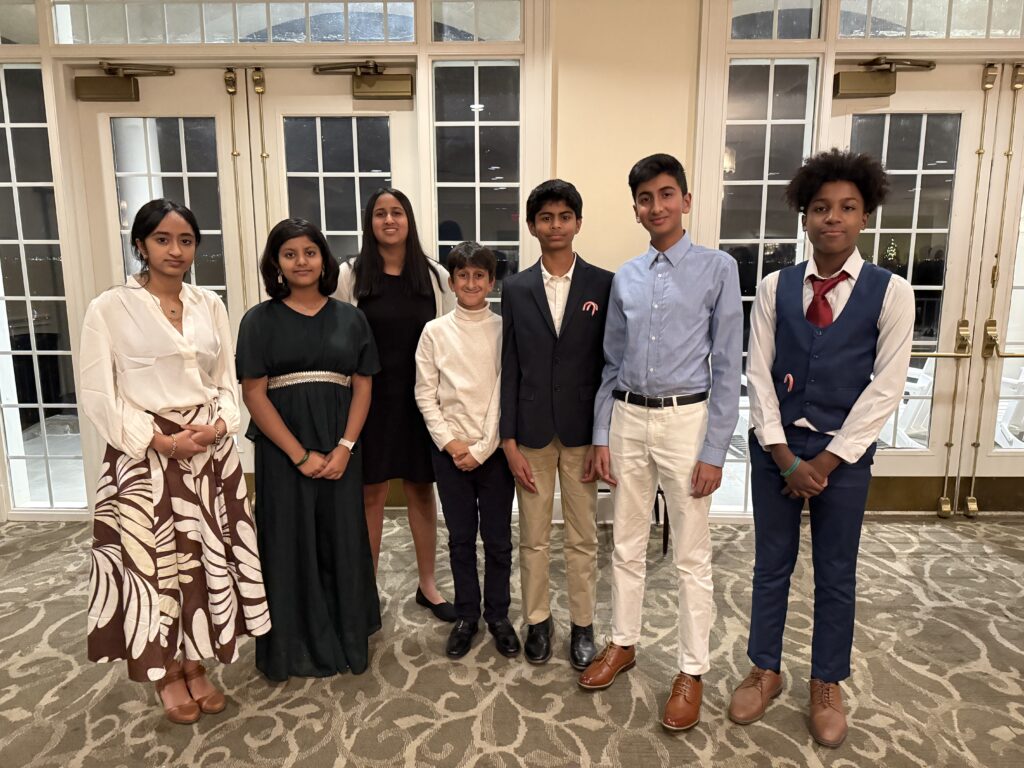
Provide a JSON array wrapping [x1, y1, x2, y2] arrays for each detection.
[[784, 148, 889, 215]]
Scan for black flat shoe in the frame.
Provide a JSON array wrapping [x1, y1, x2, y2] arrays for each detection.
[[415, 587, 457, 622], [445, 619, 479, 658], [524, 616, 554, 664], [488, 618, 521, 658], [569, 623, 597, 670]]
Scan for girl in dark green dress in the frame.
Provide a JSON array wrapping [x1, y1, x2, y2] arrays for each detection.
[[237, 219, 381, 681]]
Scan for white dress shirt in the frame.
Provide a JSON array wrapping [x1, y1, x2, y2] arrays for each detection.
[[540, 254, 577, 335], [79, 276, 241, 459], [414, 303, 503, 464], [748, 249, 915, 463]]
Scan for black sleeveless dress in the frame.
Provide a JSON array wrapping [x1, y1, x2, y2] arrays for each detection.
[[358, 273, 437, 484]]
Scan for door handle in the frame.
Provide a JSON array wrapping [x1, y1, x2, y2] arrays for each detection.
[[910, 319, 972, 359], [982, 319, 1024, 358]]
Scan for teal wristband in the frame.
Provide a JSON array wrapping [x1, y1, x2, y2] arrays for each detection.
[[780, 457, 801, 479]]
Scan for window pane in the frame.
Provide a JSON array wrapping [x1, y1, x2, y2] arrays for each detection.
[[763, 186, 796, 239], [5, 69, 46, 123], [25, 245, 64, 297], [878, 232, 911, 278], [438, 187, 476, 241], [237, 2, 269, 42], [731, 0, 774, 39], [479, 126, 519, 183], [324, 177, 359, 232], [725, 244, 760, 296], [322, 117, 355, 173], [916, 174, 954, 230], [167, 2, 203, 43], [310, 2, 346, 41], [187, 178, 222, 226], [194, 236, 226, 286], [913, 233, 947, 286], [990, 0, 1024, 36], [851, 114, 886, 161], [840, 0, 868, 36], [11, 128, 53, 183], [772, 64, 811, 119], [477, 0, 521, 42], [42, 408, 81, 456], [0, 188, 17, 239], [435, 66, 475, 121], [778, 0, 818, 39], [869, 0, 909, 36], [50, 459, 87, 506], [388, 2, 416, 41], [721, 186, 764, 240], [479, 66, 520, 121], [724, 125, 767, 181], [87, 2, 129, 44], [923, 115, 961, 170], [436, 127, 473, 184], [151, 118, 184, 173], [950, 0, 990, 37], [727, 65, 770, 121], [183, 119, 218, 172], [287, 177, 322, 226], [1, 245, 24, 297], [879, 174, 916, 229], [910, 1, 948, 37], [433, 0, 475, 41], [886, 114, 923, 171], [0, 3, 39, 45], [271, 2, 308, 42], [285, 118, 319, 172], [126, 2, 168, 44], [350, 2, 386, 41], [19, 188, 59, 240], [480, 187, 518, 241], [768, 124, 804, 180], [357, 117, 391, 173]]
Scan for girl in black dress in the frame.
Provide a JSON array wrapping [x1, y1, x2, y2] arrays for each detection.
[[238, 219, 381, 680], [336, 188, 456, 621]]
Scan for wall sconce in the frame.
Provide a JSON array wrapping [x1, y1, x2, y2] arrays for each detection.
[[723, 146, 737, 176]]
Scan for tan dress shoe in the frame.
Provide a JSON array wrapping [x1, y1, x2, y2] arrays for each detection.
[[809, 679, 847, 747], [662, 672, 703, 731], [577, 643, 636, 690], [184, 663, 226, 715], [155, 670, 201, 725], [728, 666, 783, 724]]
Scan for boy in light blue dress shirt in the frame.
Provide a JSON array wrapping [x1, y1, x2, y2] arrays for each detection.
[[577, 153, 742, 733]]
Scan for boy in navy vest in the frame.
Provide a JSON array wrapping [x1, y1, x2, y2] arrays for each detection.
[[728, 149, 914, 747]]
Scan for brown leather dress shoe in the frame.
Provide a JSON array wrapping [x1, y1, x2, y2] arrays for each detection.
[[155, 670, 201, 725], [662, 672, 703, 731], [728, 666, 783, 724], [808, 679, 847, 747], [577, 643, 636, 690], [184, 663, 226, 715]]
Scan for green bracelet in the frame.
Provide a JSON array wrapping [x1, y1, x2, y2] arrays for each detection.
[[780, 457, 801, 479], [295, 449, 311, 467]]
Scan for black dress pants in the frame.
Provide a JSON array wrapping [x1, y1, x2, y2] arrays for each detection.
[[431, 448, 515, 624]]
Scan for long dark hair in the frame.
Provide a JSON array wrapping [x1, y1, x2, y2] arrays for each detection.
[[130, 199, 201, 284], [352, 187, 438, 299], [259, 218, 340, 299]]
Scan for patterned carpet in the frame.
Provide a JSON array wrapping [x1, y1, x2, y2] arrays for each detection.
[[1, 514, 1022, 768]]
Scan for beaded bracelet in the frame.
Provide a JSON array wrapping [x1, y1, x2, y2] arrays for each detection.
[[168, 434, 178, 459], [780, 457, 801, 479], [213, 422, 225, 446]]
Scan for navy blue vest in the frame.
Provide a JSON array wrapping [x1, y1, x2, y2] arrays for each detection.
[[771, 261, 891, 432]]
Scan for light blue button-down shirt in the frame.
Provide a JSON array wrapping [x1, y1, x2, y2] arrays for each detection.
[[593, 233, 743, 466]]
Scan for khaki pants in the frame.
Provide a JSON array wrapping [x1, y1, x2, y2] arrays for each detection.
[[517, 438, 598, 626], [608, 399, 714, 675]]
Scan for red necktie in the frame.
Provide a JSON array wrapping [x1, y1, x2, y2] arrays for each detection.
[[805, 272, 849, 328]]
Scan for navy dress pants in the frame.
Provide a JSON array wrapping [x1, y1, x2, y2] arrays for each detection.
[[431, 448, 515, 624], [747, 426, 874, 682]]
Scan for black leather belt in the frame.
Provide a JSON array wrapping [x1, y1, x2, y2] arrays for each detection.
[[612, 389, 709, 408]]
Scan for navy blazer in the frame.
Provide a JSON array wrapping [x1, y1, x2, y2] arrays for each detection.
[[500, 256, 614, 449]]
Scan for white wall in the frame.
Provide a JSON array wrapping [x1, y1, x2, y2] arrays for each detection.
[[549, 0, 701, 272]]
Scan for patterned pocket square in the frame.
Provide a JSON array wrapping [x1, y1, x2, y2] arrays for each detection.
[[582, 301, 599, 316]]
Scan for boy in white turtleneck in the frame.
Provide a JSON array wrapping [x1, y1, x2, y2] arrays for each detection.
[[414, 241, 519, 660]]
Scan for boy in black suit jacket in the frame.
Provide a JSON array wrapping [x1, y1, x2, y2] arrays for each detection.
[[500, 179, 614, 669]]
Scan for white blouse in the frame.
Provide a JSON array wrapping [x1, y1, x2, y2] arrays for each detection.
[[79, 276, 241, 459]]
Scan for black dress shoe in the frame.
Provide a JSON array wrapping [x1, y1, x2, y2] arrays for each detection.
[[416, 587, 457, 622], [569, 623, 597, 670], [488, 618, 521, 658], [524, 616, 554, 664], [445, 619, 479, 658]]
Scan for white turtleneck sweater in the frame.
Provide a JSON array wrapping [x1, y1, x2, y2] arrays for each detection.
[[414, 302, 503, 465]]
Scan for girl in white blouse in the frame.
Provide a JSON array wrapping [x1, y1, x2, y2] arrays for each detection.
[[79, 199, 270, 725]]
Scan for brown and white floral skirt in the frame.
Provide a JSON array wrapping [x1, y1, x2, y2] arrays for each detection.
[[87, 404, 271, 682]]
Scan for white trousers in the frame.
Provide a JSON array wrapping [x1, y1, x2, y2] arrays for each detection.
[[609, 398, 714, 675]]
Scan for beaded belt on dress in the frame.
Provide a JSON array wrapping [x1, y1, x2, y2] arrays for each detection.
[[267, 371, 351, 390]]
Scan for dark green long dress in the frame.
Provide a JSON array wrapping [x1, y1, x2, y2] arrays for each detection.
[[236, 298, 381, 681]]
